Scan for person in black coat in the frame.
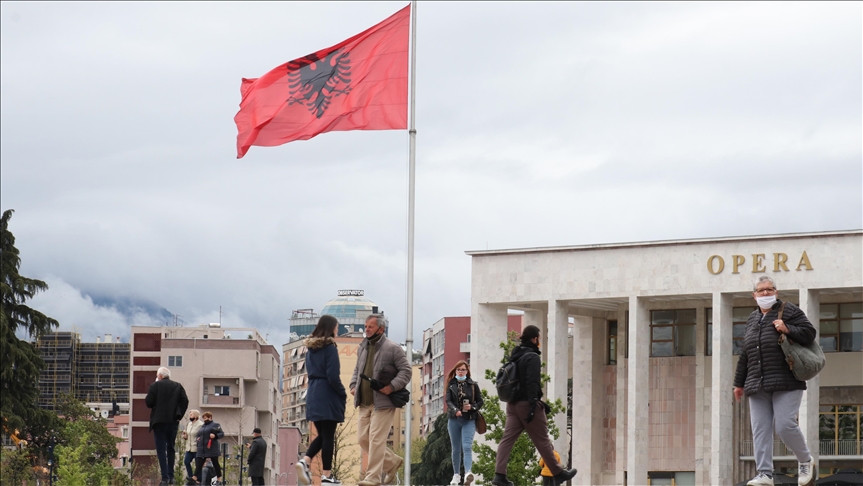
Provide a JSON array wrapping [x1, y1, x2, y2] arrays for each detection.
[[246, 427, 266, 486], [295, 315, 347, 485], [492, 326, 577, 486], [734, 276, 816, 486], [145, 367, 189, 486], [193, 412, 225, 484]]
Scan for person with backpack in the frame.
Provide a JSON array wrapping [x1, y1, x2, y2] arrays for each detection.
[[492, 325, 577, 486], [445, 360, 484, 486]]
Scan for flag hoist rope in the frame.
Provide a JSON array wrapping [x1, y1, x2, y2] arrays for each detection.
[[404, 1, 417, 484]]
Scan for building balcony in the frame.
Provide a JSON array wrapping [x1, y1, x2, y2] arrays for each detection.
[[741, 440, 863, 460], [202, 395, 240, 406]]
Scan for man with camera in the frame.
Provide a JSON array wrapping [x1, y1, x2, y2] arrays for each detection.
[[350, 314, 411, 486]]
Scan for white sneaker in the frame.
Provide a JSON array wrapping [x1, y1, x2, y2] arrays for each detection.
[[798, 459, 813, 485], [295, 459, 312, 485], [322, 474, 342, 484], [747, 472, 774, 486], [464, 471, 474, 485], [449, 473, 461, 485]]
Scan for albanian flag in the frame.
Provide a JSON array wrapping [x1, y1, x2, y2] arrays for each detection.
[[234, 5, 410, 158]]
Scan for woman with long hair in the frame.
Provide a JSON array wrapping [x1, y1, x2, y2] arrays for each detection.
[[295, 315, 347, 485], [445, 360, 483, 486]]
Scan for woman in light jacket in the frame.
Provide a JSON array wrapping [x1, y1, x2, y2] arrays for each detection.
[[182, 409, 202, 484], [445, 360, 483, 486]]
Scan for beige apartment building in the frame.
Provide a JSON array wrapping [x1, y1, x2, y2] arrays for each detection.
[[468, 230, 862, 485], [129, 324, 281, 485]]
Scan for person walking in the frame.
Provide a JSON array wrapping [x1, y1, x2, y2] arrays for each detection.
[[295, 315, 347, 485], [492, 325, 577, 486], [193, 412, 225, 485], [445, 360, 483, 486], [145, 366, 189, 486], [350, 313, 411, 486], [182, 410, 202, 485], [247, 427, 267, 486], [735, 276, 816, 486]]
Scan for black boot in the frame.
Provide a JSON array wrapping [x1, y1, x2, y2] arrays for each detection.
[[491, 473, 514, 486], [553, 468, 578, 486]]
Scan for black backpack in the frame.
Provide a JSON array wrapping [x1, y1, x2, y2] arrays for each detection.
[[495, 355, 523, 402]]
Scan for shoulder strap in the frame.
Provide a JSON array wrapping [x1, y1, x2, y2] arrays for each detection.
[[777, 302, 786, 320]]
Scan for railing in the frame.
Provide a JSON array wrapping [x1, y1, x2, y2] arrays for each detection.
[[201, 395, 240, 405], [742, 440, 862, 456]]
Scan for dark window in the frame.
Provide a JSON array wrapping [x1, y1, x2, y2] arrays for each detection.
[[168, 356, 182, 367], [820, 303, 863, 352], [608, 320, 618, 365], [214, 386, 230, 396], [650, 309, 696, 357]]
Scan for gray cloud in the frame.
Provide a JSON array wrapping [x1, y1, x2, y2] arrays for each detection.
[[2, 2, 860, 346]]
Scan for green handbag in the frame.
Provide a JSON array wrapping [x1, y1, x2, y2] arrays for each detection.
[[776, 302, 826, 382]]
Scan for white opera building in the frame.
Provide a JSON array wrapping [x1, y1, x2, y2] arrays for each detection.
[[468, 230, 862, 485]]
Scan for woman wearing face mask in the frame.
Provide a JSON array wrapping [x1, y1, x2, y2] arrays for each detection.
[[444, 360, 483, 485], [182, 409, 202, 485], [734, 276, 816, 486], [193, 411, 224, 485]]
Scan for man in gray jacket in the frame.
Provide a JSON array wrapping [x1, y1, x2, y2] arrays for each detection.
[[350, 314, 411, 486]]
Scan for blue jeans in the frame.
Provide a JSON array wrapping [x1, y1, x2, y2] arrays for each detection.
[[448, 417, 476, 474], [183, 451, 195, 479], [152, 422, 179, 481]]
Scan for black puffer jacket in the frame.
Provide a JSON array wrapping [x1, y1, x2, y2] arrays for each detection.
[[734, 300, 816, 395], [508, 343, 543, 404], [445, 377, 484, 420]]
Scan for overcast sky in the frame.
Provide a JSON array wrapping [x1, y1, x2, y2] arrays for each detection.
[[2, 1, 860, 349]]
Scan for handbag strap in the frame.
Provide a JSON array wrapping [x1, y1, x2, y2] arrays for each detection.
[[777, 301, 786, 321]]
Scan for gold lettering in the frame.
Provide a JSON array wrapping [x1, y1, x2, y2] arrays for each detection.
[[773, 253, 789, 272], [752, 254, 766, 273], [796, 251, 813, 271], [707, 255, 725, 274], [732, 255, 745, 274]]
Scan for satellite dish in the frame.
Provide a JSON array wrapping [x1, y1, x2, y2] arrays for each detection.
[[101, 410, 109, 419]]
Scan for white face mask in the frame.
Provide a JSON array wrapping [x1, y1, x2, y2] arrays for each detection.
[[756, 294, 777, 309]]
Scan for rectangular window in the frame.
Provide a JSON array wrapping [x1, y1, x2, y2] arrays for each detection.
[[214, 386, 230, 396], [122, 427, 129, 439], [706, 307, 753, 356], [821, 303, 863, 352], [608, 320, 618, 365], [168, 355, 182, 367], [819, 404, 862, 455], [650, 309, 696, 357]]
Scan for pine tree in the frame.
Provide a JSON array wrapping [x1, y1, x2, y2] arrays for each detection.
[[1, 209, 60, 431]]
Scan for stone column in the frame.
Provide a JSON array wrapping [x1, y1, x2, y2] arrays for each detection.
[[548, 299, 569, 458], [710, 292, 733, 485], [615, 305, 628, 485], [570, 315, 595, 484], [798, 288, 820, 468], [626, 296, 649, 485], [472, 303, 509, 393], [694, 303, 710, 484]]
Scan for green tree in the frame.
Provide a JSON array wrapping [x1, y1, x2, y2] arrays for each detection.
[[1, 209, 60, 432], [53, 394, 129, 486], [411, 413, 454, 485], [471, 331, 565, 486], [0, 445, 34, 485]]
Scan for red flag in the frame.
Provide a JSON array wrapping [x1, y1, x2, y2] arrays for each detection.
[[234, 5, 410, 158]]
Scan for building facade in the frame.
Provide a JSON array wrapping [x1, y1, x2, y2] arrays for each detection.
[[288, 290, 384, 338], [467, 230, 862, 485], [36, 332, 130, 410], [129, 324, 281, 484]]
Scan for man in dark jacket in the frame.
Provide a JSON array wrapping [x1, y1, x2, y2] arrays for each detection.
[[492, 326, 577, 486], [247, 427, 266, 486], [145, 367, 189, 486]]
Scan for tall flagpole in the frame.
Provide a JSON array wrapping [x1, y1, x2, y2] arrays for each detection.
[[404, 1, 417, 484]]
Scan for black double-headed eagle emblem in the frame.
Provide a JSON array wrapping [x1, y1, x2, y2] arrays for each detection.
[[286, 49, 352, 119]]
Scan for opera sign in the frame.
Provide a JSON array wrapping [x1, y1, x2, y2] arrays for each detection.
[[707, 251, 813, 275]]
